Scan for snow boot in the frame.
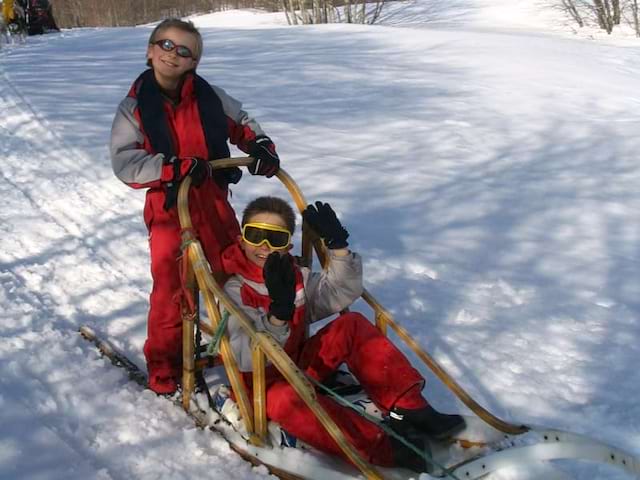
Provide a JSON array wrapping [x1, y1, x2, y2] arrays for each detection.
[[150, 375, 179, 395], [321, 369, 363, 396], [390, 404, 465, 440], [389, 429, 433, 474]]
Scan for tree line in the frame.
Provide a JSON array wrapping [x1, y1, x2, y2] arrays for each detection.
[[49, 0, 386, 27], [558, 0, 639, 36], [49, 0, 265, 27], [45, 0, 640, 33]]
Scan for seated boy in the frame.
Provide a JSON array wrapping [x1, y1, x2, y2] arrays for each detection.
[[220, 196, 465, 473]]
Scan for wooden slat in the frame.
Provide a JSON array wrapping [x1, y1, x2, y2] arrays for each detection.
[[252, 341, 269, 444], [181, 256, 197, 411], [191, 247, 259, 443], [181, 309, 196, 410]]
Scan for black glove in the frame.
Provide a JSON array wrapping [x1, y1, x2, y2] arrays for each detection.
[[186, 157, 212, 187], [302, 201, 349, 250], [163, 157, 213, 210], [263, 252, 296, 321], [211, 165, 243, 189], [248, 136, 280, 178]]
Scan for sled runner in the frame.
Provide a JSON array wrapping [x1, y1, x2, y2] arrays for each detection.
[[84, 157, 640, 479], [79, 324, 640, 480]]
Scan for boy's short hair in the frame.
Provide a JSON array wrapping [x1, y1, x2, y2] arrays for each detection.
[[242, 196, 296, 234], [147, 18, 203, 66]]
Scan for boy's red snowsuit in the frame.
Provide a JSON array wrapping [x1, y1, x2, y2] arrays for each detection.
[[221, 243, 428, 467], [111, 72, 267, 392]]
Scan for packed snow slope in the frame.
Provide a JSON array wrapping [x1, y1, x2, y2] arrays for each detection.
[[1, 1, 639, 479]]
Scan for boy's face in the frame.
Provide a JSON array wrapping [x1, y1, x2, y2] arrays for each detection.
[[147, 27, 198, 83], [240, 212, 293, 269]]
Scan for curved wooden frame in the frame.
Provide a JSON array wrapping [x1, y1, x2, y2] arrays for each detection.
[[177, 157, 528, 479], [177, 159, 382, 479]]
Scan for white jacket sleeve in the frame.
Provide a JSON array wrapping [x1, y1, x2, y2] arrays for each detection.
[[303, 250, 364, 323], [110, 97, 165, 186]]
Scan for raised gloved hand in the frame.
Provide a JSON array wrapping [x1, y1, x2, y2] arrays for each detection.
[[302, 201, 349, 250], [263, 252, 296, 321], [248, 136, 280, 178]]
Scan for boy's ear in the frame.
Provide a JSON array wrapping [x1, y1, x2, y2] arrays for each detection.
[[286, 243, 293, 252]]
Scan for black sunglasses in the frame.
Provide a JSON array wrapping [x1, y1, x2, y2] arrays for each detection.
[[153, 39, 194, 59]]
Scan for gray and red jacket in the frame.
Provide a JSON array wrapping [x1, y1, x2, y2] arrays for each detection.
[[220, 243, 364, 373], [110, 70, 266, 189]]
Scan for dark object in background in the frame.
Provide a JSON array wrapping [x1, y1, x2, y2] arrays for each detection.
[[18, 0, 59, 35]]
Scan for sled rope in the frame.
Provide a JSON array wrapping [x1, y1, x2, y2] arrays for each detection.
[[180, 237, 197, 249], [206, 310, 229, 356], [308, 376, 461, 480]]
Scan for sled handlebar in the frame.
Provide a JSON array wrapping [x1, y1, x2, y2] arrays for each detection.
[[179, 157, 326, 268], [208, 156, 310, 214]]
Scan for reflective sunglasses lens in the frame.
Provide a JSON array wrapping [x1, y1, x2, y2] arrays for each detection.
[[159, 39, 175, 52], [175, 46, 193, 58]]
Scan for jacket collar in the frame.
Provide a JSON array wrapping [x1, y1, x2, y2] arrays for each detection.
[[129, 70, 196, 104], [221, 242, 264, 282]]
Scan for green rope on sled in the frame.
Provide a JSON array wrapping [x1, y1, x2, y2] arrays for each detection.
[[180, 237, 197, 252], [308, 376, 461, 480], [206, 310, 229, 356]]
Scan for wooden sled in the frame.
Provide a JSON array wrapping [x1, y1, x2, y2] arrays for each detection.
[[175, 158, 640, 480]]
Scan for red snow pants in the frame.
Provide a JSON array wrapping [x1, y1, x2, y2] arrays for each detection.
[[265, 312, 426, 467], [142, 181, 240, 393]]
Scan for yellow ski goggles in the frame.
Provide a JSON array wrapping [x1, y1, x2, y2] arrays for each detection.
[[241, 223, 291, 250]]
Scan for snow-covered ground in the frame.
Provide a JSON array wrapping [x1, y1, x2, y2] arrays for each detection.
[[1, 1, 639, 479]]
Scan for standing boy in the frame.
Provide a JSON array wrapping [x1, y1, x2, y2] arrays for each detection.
[[110, 18, 280, 395]]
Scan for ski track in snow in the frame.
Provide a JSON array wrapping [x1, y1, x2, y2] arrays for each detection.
[[0, 66, 151, 340]]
